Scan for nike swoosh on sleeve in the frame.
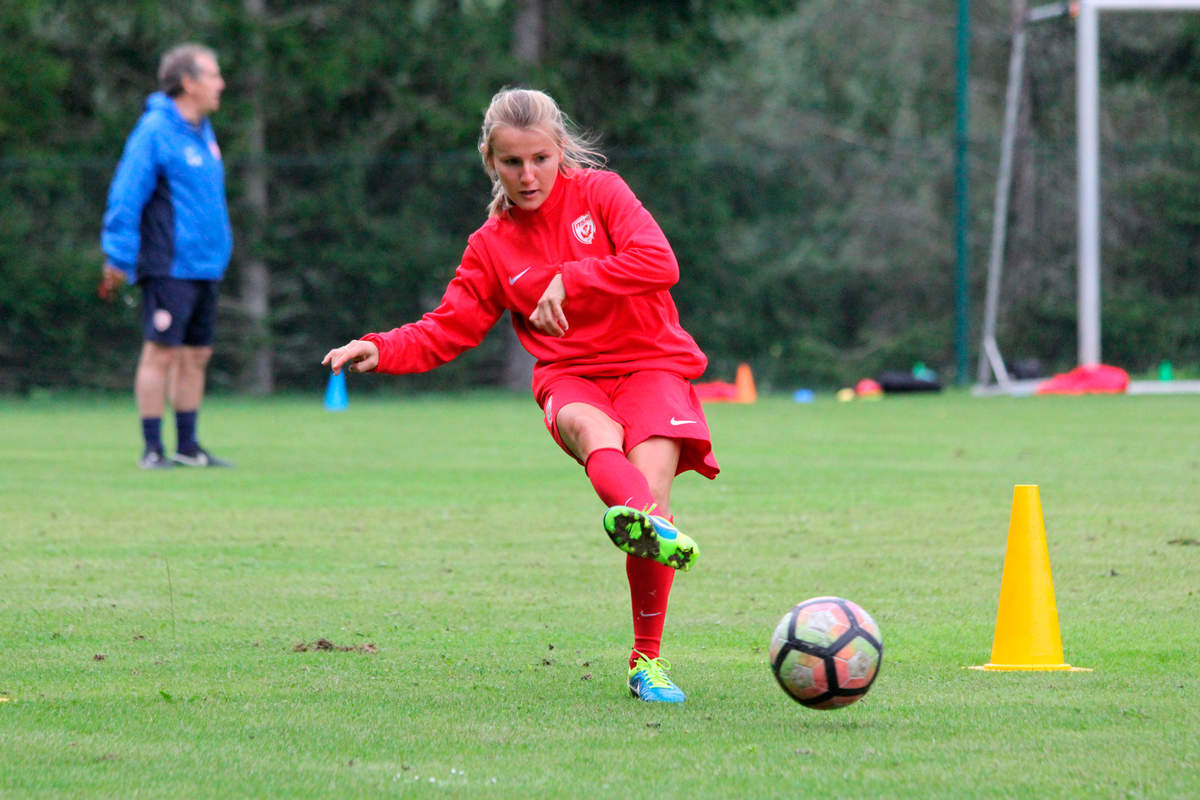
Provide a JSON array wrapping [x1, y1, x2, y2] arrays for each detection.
[[509, 267, 532, 285]]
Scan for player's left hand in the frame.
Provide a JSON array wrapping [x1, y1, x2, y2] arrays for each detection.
[[530, 273, 568, 337]]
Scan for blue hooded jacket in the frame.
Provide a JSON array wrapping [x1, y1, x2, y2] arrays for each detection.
[[101, 92, 233, 282]]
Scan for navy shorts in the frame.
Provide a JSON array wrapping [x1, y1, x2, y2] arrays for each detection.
[[140, 277, 220, 347]]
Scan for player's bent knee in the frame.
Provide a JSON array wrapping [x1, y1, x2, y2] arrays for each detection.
[[556, 402, 623, 457]]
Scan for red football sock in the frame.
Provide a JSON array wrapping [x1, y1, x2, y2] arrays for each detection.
[[627, 553, 675, 667], [584, 447, 655, 510], [582, 448, 675, 666]]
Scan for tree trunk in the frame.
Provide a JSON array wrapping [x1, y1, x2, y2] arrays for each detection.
[[239, 0, 273, 394], [513, 0, 544, 63], [499, 0, 544, 392]]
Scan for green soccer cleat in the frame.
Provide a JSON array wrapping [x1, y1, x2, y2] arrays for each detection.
[[602, 505, 699, 571], [628, 652, 686, 703]]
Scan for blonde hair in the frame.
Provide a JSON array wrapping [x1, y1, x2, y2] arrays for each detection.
[[478, 88, 606, 218]]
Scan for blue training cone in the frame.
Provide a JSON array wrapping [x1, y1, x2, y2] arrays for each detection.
[[324, 370, 348, 411]]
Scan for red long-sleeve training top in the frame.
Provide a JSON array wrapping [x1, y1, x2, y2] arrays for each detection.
[[361, 168, 708, 401]]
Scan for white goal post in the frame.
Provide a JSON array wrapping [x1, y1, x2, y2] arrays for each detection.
[[978, 0, 1200, 389]]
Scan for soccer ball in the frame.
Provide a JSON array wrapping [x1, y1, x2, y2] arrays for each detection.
[[769, 596, 883, 709]]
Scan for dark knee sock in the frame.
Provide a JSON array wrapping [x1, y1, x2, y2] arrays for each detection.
[[141, 417, 163, 453], [175, 410, 198, 454]]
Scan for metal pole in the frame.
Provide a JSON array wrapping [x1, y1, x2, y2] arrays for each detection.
[[1076, 0, 1101, 366], [954, 0, 972, 384], [1074, 0, 1200, 367], [978, 23, 1027, 386]]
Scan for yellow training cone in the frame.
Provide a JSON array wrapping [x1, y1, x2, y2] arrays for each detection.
[[971, 485, 1090, 671]]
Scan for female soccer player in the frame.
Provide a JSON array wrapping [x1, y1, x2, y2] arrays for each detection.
[[322, 88, 719, 703]]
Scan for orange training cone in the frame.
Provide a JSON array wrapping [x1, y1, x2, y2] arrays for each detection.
[[734, 363, 757, 404], [971, 485, 1090, 671]]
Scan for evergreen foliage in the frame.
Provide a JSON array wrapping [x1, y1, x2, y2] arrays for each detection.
[[1, 1, 1197, 393]]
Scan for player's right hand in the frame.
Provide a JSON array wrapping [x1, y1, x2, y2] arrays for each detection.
[[529, 273, 569, 337], [322, 339, 379, 374], [97, 262, 127, 302]]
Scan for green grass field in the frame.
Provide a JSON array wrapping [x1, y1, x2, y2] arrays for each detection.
[[2, 390, 1197, 798]]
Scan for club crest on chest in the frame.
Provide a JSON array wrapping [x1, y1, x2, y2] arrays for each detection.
[[572, 213, 595, 245]]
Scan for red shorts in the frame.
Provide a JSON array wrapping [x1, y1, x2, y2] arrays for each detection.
[[537, 371, 720, 479]]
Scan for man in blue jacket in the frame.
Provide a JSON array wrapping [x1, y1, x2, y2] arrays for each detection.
[[101, 43, 234, 469]]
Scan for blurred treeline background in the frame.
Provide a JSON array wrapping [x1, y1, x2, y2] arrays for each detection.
[[2, 0, 1198, 395]]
